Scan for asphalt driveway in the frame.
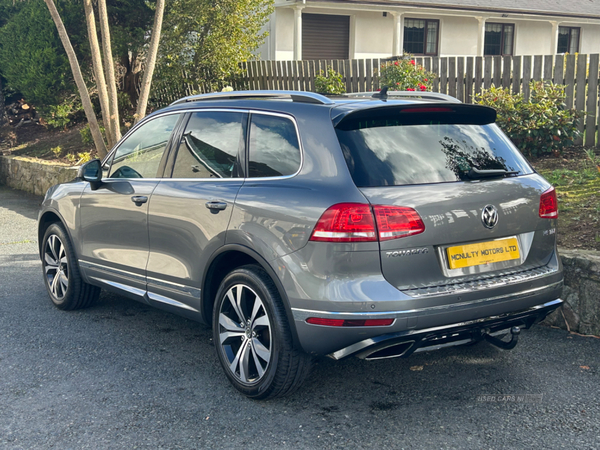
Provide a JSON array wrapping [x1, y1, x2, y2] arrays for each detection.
[[1, 185, 599, 449]]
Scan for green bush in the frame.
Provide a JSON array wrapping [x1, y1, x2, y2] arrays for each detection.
[[379, 56, 435, 91], [475, 82, 582, 158], [42, 97, 83, 130], [315, 68, 346, 95], [80, 123, 106, 146]]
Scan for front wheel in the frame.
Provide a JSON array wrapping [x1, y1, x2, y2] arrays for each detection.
[[213, 265, 311, 399], [41, 223, 100, 310]]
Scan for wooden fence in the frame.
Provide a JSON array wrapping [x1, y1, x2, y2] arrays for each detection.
[[151, 54, 600, 147]]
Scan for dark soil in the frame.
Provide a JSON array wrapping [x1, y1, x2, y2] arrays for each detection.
[[531, 147, 600, 252], [0, 122, 94, 163]]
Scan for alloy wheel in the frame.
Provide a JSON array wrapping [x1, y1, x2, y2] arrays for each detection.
[[44, 234, 69, 299], [218, 284, 272, 385]]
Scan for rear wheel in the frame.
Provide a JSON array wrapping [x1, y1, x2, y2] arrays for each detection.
[[42, 223, 100, 310], [213, 265, 311, 399]]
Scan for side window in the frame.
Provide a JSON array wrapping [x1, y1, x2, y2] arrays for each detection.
[[172, 111, 245, 179], [109, 114, 179, 179], [249, 114, 301, 178]]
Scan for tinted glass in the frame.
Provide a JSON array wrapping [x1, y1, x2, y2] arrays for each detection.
[[249, 114, 301, 178], [172, 111, 245, 179], [336, 118, 533, 187], [109, 114, 179, 178], [404, 19, 425, 55], [484, 23, 502, 55]]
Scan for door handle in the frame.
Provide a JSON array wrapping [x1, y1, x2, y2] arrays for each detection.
[[131, 195, 148, 206], [205, 201, 227, 212]]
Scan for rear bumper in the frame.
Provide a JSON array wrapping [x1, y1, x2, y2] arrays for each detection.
[[329, 298, 562, 360], [292, 279, 563, 356]]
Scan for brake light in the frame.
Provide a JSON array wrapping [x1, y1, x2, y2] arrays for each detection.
[[539, 187, 558, 219], [310, 203, 377, 242], [306, 318, 395, 327], [401, 107, 453, 113], [310, 203, 425, 242], [373, 205, 425, 240]]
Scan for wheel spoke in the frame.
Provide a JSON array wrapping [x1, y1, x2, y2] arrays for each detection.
[[230, 339, 250, 383], [219, 313, 244, 332], [50, 272, 60, 297], [252, 337, 270, 362], [59, 272, 68, 292], [239, 339, 252, 383], [48, 236, 59, 261], [226, 287, 246, 324], [44, 253, 57, 267], [250, 296, 262, 323], [250, 344, 266, 378], [253, 315, 269, 328]]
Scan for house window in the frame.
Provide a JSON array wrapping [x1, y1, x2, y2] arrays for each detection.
[[557, 27, 580, 53], [403, 19, 439, 56], [484, 23, 514, 56]]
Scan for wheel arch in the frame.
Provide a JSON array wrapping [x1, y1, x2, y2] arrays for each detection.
[[38, 209, 68, 257], [201, 244, 301, 350]]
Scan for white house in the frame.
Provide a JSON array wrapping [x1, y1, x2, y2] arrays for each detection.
[[258, 0, 600, 60]]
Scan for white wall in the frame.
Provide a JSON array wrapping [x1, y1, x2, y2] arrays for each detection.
[[439, 16, 479, 56], [514, 20, 552, 55], [275, 8, 294, 60], [353, 12, 393, 59], [579, 23, 600, 54]]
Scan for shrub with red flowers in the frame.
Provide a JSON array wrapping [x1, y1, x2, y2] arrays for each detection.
[[378, 55, 435, 91]]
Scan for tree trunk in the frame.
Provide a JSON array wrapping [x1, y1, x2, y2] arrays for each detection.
[[97, 0, 121, 143], [43, 0, 107, 158], [135, 0, 165, 124], [83, 0, 114, 148], [0, 77, 6, 126]]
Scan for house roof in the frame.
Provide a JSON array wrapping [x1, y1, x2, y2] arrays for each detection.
[[306, 0, 600, 19]]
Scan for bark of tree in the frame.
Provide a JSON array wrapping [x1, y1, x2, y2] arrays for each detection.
[[97, 0, 121, 143], [0, 77, 6, 126], [43, 0, 107, 158], [135, 0, 165, 123], [83, 0, 114, 148]]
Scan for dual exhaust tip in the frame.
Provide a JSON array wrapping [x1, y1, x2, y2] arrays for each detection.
[[357, 327, 521, 361]]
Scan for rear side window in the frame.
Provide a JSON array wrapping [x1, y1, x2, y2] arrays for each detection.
[[336, 112, 533, 187], [249, 114, 301, 178], [172, 111, 245, 179]]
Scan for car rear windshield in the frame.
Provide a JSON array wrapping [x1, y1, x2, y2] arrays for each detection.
[[335, 111, 533, 187]]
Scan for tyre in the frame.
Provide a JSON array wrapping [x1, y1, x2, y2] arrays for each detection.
[[213, 265, 312, 400], [41, 223, 100, 310]]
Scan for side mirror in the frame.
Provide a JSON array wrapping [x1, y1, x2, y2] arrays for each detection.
[[77, 159, 103, 189]]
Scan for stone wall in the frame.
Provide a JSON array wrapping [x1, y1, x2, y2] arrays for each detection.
[[544, 249, 600, 336], [0, 155, 78, 196]]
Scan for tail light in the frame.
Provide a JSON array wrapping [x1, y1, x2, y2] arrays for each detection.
[[310, 203, 425, 242], [539, 187, 558, 219], [373, 206, 425, 240], [306, 317, 394, 327]]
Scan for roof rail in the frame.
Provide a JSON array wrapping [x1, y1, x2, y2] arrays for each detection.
[[346, 91, 462, 104], [170, 90, 335, 106]]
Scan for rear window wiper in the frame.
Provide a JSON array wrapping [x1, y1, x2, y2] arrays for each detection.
[[466, 167, 519, 179]]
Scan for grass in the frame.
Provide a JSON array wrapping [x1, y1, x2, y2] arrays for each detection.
[[534, 151, 600, 250]]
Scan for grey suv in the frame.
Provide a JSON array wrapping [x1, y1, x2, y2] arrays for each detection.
[[38, 90, 563, 399]]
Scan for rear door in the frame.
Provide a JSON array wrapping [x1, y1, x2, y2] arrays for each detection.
[[145, 110, 247, 312], [335, 105, 557, 292]]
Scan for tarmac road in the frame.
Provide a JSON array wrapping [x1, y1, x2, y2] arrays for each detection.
[[1, 185, 599, 449]]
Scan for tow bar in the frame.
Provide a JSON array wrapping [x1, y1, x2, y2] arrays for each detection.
[[483, 326, 521, 350]]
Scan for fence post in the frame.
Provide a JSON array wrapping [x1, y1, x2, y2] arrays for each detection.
[[564, 54, 576, 109], [522, 56, 532, 100], [457, 57, 465, 103], [575, 54, 587, 145], [465, 56, 474, 103], [586, 54, 599, 147], [512, 56, 522, 95]]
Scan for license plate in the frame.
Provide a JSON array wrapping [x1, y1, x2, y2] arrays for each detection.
[[446, 237, 520, 269]]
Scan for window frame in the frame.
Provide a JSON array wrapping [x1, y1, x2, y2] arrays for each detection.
[[557, 26, 580, 54], [484, 22, 515, 56], [403, 18, 440, 57], [246, 111, 304, 180], [166, 109, 249, 181], [103, 111, 184, 180]]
